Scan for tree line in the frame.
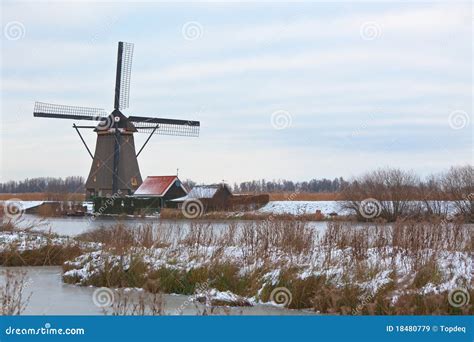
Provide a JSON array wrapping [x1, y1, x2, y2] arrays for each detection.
[[0, 165, 471, 209], [231, 177, 348, 193], [0, 176, 85, 193]]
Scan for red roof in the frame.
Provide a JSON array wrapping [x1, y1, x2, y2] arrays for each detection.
[[134, 176, 181, 196]]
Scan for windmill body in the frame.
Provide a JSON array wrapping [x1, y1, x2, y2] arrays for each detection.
[[85, 125, 142, 197], [33, 42, 200, 199]]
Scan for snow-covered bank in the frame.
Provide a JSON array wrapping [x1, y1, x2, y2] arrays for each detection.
[[0, 230, 72, 252], [61, 220, 472, 313], [64, 244, 471, 306], [0, 230, 99, 253]]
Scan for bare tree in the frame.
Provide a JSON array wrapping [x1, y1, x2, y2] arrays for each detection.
[[441, 165, 473, 221], [340, 168, 421, 221], [418, 174, 449, 217]]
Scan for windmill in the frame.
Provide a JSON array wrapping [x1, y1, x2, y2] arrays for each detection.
[[33, 42, 200, 198]]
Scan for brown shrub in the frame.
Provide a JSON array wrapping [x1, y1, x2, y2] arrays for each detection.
[[0, 244, 83, 266]]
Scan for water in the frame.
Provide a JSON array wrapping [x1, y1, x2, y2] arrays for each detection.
[[20, 214, 329, 237], [0, 267, 313, 316]]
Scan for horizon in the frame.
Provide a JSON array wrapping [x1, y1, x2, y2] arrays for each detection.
[[0, 163, 471, 186], [1, 1, 472, 184]]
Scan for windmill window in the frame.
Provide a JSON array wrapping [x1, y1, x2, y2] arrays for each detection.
[[97, 161, 101, 168], [93, 176, 97, 182], [131, 177, 138, 186]]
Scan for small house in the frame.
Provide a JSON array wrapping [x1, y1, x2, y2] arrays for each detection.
[[172, 183, 233, 211], [133, 176, 188, 207], [91, 176, 186, 215]]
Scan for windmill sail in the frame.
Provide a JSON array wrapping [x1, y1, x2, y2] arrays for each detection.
[[114, 42, 134, 111], [129, 116, 200, 137], [33, 102, 108, 121], [33, 41, 201, 200]]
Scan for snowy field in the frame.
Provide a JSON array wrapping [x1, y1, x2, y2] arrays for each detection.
[[257, 201, 347, 215], [257, 200, 459, 216]]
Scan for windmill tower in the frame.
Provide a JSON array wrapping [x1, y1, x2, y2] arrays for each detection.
[[33, 42, 200, 198]]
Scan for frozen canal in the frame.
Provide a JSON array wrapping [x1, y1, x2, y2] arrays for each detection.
[[0, 267, 314, 316]]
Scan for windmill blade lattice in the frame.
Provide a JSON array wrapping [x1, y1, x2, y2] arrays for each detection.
[[129, 116, 200, 137], [116, 42, 134, 110], [33, 102, 108, 121]]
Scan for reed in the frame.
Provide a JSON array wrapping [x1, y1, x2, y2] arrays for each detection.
[[58, 219, 473, 313], [0, 269, 32, 315]]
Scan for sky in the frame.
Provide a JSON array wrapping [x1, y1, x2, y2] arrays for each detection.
[[1, 1, 472, 184]]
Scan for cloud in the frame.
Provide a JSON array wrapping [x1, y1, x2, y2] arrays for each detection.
[[1, 2, 471, 182]]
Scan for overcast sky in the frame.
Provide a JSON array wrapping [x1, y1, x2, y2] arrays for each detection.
[[1, 1, 472, 184]]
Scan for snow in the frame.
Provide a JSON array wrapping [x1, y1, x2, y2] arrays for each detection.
[[172, 186, 220, 201], [193, 288, 252, 306], [257, 200, 459, 216], [62, 227, 472, 308], [0, 230, 98, 253], [257, 201, 347, 215], [262, 270, 281, 286]]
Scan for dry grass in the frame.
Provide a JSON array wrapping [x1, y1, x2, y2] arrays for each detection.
[[105, 289, 165, 316], [1, 244, 84, 267], [77, 223, 171, 250], [62, 219, 472, 314], [0, 269, 32, 315]]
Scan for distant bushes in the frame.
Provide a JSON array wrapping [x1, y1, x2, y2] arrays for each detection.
[[233, 177, 348, 193], [226, 194, 270, 210], [341, 165, 473, 222]]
